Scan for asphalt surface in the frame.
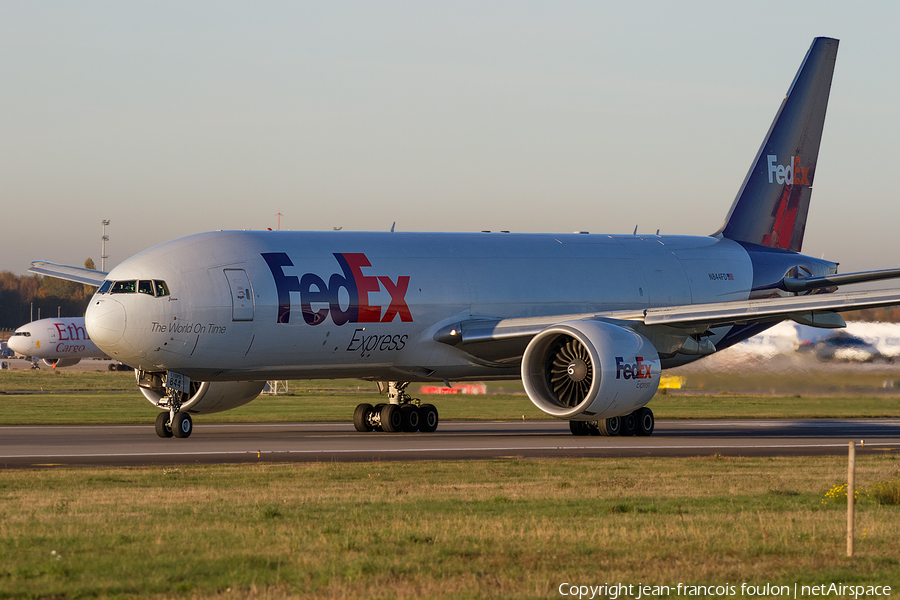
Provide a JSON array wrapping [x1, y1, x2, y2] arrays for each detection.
[[2, 419, 899, 468]]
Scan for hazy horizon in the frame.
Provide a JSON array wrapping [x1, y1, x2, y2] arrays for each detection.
[[3, 2, 899, 277]]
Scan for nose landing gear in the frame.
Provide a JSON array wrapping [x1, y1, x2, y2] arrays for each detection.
[[154, 387, 193, 439], [173, 411, 193, 438], [155, 412, 173, 438], [154, 410, 193, 438]]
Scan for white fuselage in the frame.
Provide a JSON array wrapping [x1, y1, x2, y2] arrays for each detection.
[[8, 317, 105, 360], [85, 230, 756, 382]]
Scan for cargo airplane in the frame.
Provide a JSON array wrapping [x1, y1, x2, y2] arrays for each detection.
[[31, 37, 900, 439], [7, 317, 106, 368]]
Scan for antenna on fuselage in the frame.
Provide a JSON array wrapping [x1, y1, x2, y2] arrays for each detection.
[[633, 225, 638, 236], [390, 221, 396, 233]]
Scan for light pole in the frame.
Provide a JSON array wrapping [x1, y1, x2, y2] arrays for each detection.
[[101, 220, 110, 271]]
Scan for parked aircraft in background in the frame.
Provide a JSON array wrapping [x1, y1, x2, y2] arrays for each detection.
[[725, 321, 900, 362], [7, 317, 107, 368], [824, 322, 900, 360], [30, 38, 900, 439], [724, 321, 802, 359], [813, 332, 882, 362], [806, 322, 900, 363]]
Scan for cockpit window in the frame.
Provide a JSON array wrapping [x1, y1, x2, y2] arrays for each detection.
[[138, 280, 154, 295], [99, 279, 169, 297], [12, 331, 30, 337], [110, 280, 136, 294]]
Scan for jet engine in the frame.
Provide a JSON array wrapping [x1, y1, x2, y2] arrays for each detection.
[[42, 358, 81, 368], [136, 371, 266, 414], [521, 320, 660, 420]]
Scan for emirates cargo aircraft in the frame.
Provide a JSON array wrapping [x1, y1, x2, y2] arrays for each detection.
[[32, 38, 900, 439]]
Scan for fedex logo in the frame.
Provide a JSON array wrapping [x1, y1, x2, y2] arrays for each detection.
[[262, 252, 412, 326], [766, 155, 810, 186], [615, 356, 653, 380]]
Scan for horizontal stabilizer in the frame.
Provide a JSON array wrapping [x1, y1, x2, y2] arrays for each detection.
[[640, 288, 900, 327], [783, 267, 900, 292], [29, 261, 108, 287]]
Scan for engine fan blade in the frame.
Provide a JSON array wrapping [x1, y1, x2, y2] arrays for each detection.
[[547, 337, 593, 407]]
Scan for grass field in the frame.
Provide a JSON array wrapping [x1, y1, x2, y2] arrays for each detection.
[[4, 390, 900, 426], [2, 456, 899, 599], [3, 370, 900, 598], [7, 364, 900, 394], [3, 369, 900, 425]]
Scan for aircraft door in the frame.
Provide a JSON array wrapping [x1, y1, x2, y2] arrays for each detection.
[[224, 269, 254, 322], [48, 327, 58, 343]]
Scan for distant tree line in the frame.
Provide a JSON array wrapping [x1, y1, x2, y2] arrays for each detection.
[[0, 259, 97, 329]]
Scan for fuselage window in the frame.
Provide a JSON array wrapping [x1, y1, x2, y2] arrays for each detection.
[[97, 280, 113, 294], [110, 280, 136, 294], [154, 280, 170, 297], [138, 280, 154, 295]]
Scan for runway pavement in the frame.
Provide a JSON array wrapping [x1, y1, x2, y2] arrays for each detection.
[[2, 418, 899, 468]]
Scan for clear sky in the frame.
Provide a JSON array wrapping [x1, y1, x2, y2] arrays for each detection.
[[2, 1, 899, 276]]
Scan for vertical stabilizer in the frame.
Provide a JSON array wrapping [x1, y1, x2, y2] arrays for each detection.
[[716, 37, 838, 252]]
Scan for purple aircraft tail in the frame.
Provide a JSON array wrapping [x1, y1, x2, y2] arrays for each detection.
[[716, 37, 838, 253]]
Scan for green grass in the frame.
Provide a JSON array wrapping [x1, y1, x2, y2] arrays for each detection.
[[652, 392, 900, 419], [1, 456, 899, 599], [670, 368, 900, 395], [0, 368, 136, 391], [4, 369, 900, 424], [3, 391, 900, 425], [3, 370, 900, 598]]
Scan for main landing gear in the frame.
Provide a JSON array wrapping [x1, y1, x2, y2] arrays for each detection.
[[569, 407, 654, 437], [353, 381, 439, 433], [154, 388, 193, 438]]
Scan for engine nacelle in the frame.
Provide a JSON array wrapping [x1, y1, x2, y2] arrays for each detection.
[[136, 371, 266, 414], [42, 358, 81, 368], [521, 320, 661, 420]]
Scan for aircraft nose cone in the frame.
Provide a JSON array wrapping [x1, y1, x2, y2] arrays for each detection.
[[85, 297, 126, 352], [6, 335, 28, 355]]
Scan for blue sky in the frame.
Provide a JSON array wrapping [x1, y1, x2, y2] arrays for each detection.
[[2, 1, 899, 276]]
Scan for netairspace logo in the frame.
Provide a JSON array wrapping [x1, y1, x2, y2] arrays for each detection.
[[557, 582, 892, 599]]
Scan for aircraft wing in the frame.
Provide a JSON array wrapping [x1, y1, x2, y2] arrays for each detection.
[[29, 261, 108, 287], [435, 288, 900, 354]]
